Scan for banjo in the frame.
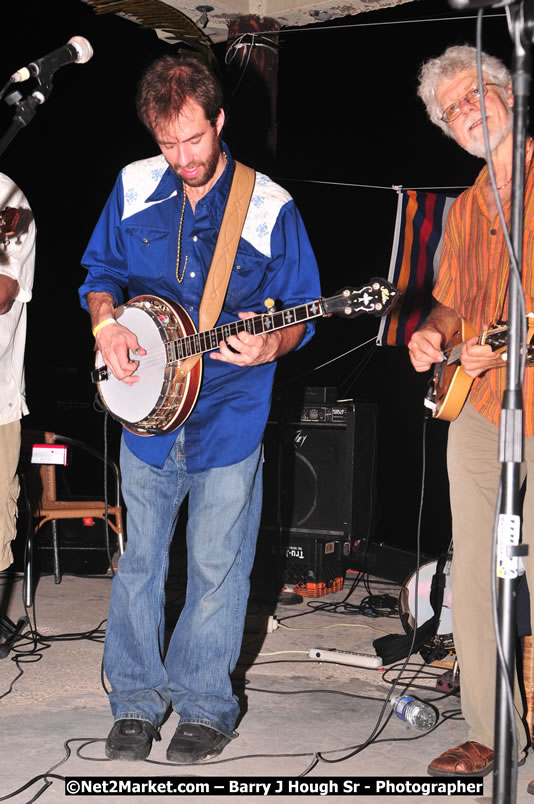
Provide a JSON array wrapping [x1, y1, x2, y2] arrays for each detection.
[[91, 278, 400, 436]]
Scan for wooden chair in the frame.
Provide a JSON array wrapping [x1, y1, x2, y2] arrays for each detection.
[[20, 430, 125, 606]]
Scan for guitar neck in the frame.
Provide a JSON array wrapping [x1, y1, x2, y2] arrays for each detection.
[[168, 299, 326, 362], [447, 325, 509, 365]]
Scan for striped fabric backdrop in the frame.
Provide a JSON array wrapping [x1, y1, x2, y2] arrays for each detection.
[[377, 189, 458, 347]]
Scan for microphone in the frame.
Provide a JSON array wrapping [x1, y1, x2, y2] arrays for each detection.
[[10, 36, 93, 84]]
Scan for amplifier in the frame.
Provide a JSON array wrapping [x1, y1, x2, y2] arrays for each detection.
[[260, 400, 377, 544], [299, 404, 352, 425]]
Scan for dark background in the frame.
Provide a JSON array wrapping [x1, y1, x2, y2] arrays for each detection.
[[0, 0, 520, 564]]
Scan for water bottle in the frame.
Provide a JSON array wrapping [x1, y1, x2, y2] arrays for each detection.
[[391, 695, 437, 731]]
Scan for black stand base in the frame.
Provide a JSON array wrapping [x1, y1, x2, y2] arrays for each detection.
[[0, 614, 28, 658]]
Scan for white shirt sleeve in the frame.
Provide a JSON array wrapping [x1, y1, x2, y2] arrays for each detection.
[[0, 173, 36, 424], [0, 174, 36, 302]]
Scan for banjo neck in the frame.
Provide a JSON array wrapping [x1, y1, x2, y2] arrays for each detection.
[[167, 299, 326, 363], [92, 281, 400, 435]]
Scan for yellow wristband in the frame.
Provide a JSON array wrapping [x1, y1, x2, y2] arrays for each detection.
[[92, 317, 117, 337]]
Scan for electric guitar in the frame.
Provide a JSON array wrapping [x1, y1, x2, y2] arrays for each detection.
[[92, 278, 400, 435], [426, 317, 534, 421]]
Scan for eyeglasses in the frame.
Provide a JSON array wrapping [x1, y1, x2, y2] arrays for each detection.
[[440, 83, 498, 124]]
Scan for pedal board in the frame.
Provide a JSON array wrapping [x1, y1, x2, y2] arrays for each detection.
[[435, 668, 460, 697]]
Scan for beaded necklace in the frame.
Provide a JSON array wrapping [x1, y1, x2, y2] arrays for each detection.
[[175, 151, 227, 283], [175, 180, 188, 283]]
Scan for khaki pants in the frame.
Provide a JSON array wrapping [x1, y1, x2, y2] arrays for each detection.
[[448, 401, 534, 751], [0, 420, 21, 572]]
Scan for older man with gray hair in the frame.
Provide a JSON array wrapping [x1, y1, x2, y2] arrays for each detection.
[[408, 45, 534, 784]]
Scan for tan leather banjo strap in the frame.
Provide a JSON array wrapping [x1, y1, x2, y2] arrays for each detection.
[[177, 160, 256, 378], [199, 161, 255, 330]]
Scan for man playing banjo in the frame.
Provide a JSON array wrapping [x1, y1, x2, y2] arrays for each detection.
[[79, 54, 321, 764]]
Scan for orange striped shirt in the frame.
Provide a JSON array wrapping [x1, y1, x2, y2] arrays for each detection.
[[433, 162, 534, 434]]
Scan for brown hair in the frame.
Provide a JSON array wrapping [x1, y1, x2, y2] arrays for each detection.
[[136, 54, 224, 135]]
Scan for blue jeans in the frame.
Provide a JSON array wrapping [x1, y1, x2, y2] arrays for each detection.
[[104, 431, 263, 739]]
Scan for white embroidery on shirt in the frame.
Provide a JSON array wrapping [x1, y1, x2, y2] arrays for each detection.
[[242, 172, 291, 258], [121, 155, 176, 220], [120, 159, 291, 257]]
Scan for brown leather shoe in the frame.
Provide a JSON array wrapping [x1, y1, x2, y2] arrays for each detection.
[[427, 741, 494, 778], [528, 779, 534, 796]]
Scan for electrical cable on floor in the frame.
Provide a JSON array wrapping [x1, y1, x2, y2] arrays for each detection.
[[27, 621, 107, 643], [0, 660, 464, 800], [305, 592, 399, 619], [0, 631, 462, 796], [0, 409, 454, 790], [305, 413, 433, 769], [381, 664, 459, 702], [0, 735, 110, 803], [0, 775, 60, 803], [230, 656, 452, 775], [276, 574, 400, 624], [0, 663, 24, 702], [238, 684, 398, 703], [19, 677, 462, 784], [248, 649, 308, 657], [0, 582, 51, 699], [314, 663, 426, 767], [240, 612, 393, 656], [0, 614, 107, 702], [241, 680, 461, 708], [277, 621, 391, 634], [67, 707, 463, 774], [381, 660, 455, 681]]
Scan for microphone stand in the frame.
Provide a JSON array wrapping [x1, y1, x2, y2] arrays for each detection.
[[0, 80, 53, 158], [0, 75, 53, 658], [448, 1, 534, 798], [491, 3, 534, 801]]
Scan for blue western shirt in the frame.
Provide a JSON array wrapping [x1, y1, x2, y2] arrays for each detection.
[[79, 145, 321, 471]]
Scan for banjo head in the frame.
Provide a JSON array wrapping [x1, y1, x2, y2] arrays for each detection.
[[94, 296, 201, 434], [96, 305, 168, 425], [399, 560, 453, 637]]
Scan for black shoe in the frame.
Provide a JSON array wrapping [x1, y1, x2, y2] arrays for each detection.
[[105, 718, 161, 761], [166, 723, 231, 763]]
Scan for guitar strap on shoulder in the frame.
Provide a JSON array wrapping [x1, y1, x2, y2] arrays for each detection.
[[177, 160, 256, 378], [198, 161, 256, 330]]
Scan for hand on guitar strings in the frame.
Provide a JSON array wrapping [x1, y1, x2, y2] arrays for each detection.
[[460, 335, 506, 378], [408, 326, 445, 373], [210, 311, 283, 367], [95, 321, 147, 385]]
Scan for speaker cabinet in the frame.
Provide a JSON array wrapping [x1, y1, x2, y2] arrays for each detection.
[[260, 401, 377, 544]]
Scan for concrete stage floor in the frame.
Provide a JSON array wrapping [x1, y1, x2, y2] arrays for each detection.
[[0, 565, 531, 804]]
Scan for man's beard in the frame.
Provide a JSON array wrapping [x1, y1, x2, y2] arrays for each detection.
[[174, 140, 220, 187], [463, 109, 513, 159]]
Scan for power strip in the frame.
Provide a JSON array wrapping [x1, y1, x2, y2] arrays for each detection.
[[308, 647, 382, 669]]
